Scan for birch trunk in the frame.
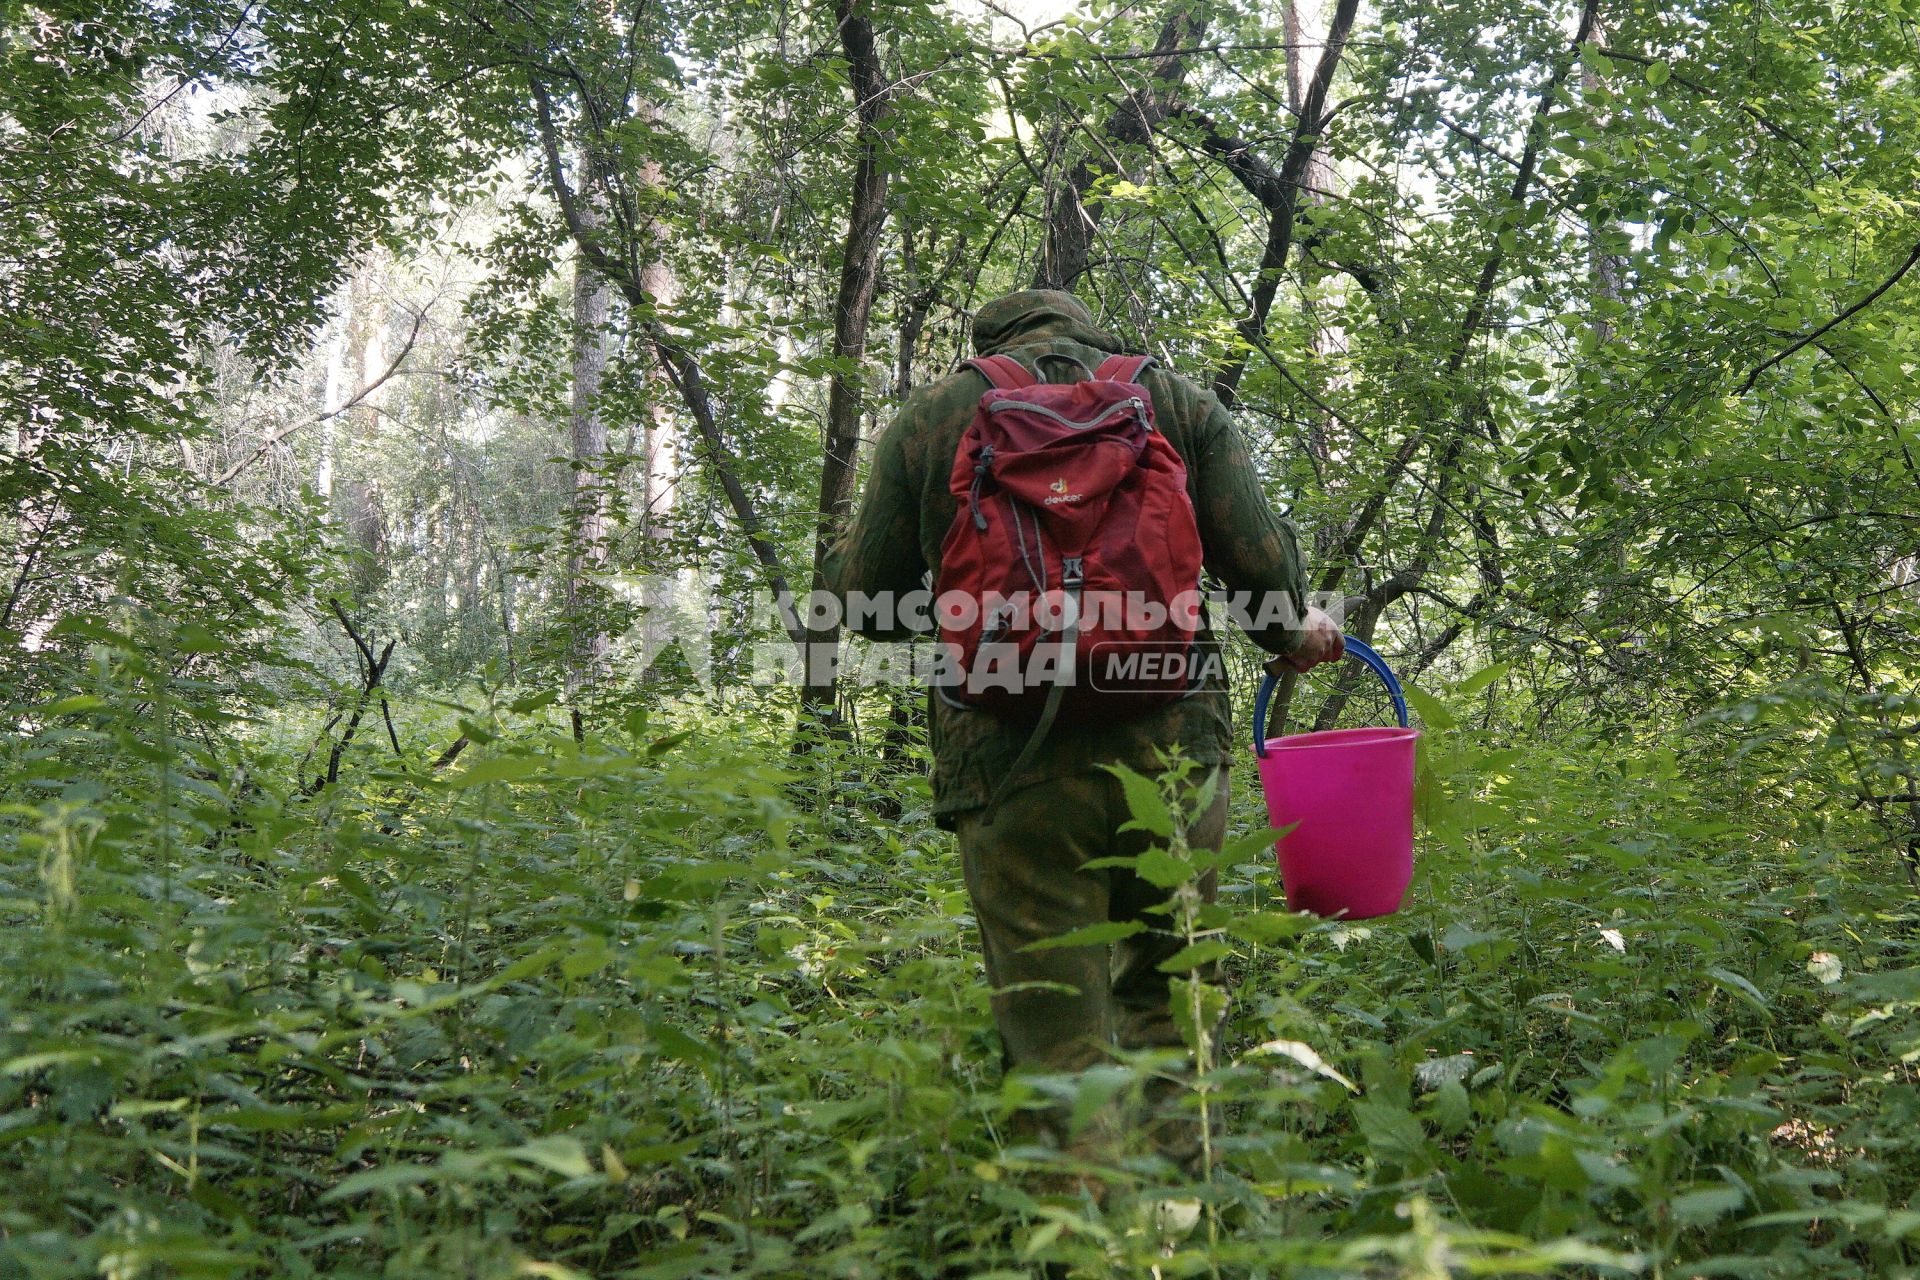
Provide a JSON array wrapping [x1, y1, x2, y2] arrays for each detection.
[[566, 148, 614, 698], [338, 256, 390, 600]]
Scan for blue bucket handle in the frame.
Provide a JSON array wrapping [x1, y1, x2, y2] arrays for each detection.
[[1253, 635, 1410, 758]]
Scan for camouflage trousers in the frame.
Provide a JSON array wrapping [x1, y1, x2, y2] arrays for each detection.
[[954, 766, 1228, 1172]]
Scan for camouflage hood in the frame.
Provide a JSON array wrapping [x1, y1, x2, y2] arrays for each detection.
[[972, 289, 1121, 355]]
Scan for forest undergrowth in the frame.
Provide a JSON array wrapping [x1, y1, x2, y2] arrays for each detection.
[[4, 638, 1918, 1280]]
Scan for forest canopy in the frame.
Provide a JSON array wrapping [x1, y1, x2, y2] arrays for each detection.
[[3, 0, 1920, 1274]]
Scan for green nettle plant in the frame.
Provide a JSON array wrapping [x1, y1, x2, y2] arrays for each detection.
[[4, 627, 1920, 1277]]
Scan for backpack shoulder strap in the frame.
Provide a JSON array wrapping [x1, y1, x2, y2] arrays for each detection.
[[1093, 354, 1156, 384], [965, 354, 1037, 390]]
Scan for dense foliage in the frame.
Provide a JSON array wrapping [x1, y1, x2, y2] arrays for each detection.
[[4, 0, 1918, 1274]]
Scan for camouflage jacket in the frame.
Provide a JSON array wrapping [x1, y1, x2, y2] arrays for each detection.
[[823, 289, 1308, 827]]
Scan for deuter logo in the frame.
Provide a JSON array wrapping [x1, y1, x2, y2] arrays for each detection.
[[1043, 476, 1083, 506], [1091, 644, 1225, 691]]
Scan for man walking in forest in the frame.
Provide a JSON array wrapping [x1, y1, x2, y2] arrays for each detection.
[[824, 289, 1343, 1181]]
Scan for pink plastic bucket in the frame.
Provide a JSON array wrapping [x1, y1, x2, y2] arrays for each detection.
[[1252, 640, 1419, 919]]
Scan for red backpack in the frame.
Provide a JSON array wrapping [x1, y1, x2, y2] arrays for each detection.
[[934, 351, 1205, 740]]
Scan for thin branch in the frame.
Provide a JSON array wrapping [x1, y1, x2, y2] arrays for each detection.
[[211, 309, 426, 487], [1738, 238, 1920, 394], [1210, 0, 1362, 405], [308, 599, 396, 794]]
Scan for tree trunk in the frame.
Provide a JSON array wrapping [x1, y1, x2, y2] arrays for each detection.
[[881, 225, 935, 779], [640, 251, 681, 551], [634, 132, 686, 682], [316, 294, 349, 502], [566, 147, 614, 700], [1209, 0, 1360, 406], [1033, 8, 1207, 292], [338, 254, 391, 600], [1583, 14, 1624, 347], [1286, 0, 1346, 476], [801, 0, 895, 731], [4, 412, 57, 652]]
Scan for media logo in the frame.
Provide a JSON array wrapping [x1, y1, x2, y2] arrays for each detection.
[[1088, 643, 1226, 692]]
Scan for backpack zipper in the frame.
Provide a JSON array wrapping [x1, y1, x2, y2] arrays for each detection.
[[986, 397, 1144, 431], [1009, 498, 1047, 592], [968, 444, 994, 530]]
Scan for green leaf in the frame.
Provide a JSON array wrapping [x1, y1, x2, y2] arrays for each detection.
[[512, 1135, 594, 1179], [1573, 1149, 1639, 1188], [448, 754, 548, 788], [1668, 1185, 1745, 1225], [322, 1163, 437, 1202], [1135, 846, 1190, 889], [1706, 967, 1771, 1014], [1209, 825, 1294, 868], [1644, 60, 1672, 87], [1430, 1080, 1471, 1134], [1402, 684, 1457, 730], [794, 1202, 873, 1244], [493, 944, 564, 986], [174, 623, 223, 653], [645, 728, 697, 757], [518, 1262, 592, 1280], [1104, 764, 1174, 836], [1352, 1101, 1431, 1166], [1022, 920, 1146, 951], [1229, 910, 1315, 944], [109, 1097, 190, 1119], [560, 944, 611, 978], [1408, 931, 1437, 966], [37, 695, 106, 716], [1156, 937, 1232, 973], [1441, 923, 1507, 953], [647, 1022, 719, 1063], [1066, 1065, 1133, 1139], [508, 689, 558, 714], [1453, 662, 1511, 697]]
